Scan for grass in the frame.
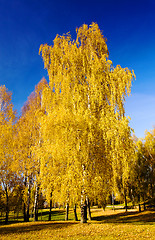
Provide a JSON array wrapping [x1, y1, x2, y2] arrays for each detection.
[[0, 207, 82, 223], [0, 207, 155, 239]]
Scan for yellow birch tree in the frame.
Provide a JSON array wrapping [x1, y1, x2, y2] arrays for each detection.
[[14, 78, 47, 221], [39, 23, 135, 222], [0, 85, 17, 223]]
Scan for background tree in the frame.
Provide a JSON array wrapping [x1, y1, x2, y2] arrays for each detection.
[[130, 138, 150, 211], [144, 128, 155, 198], [129, 129, 155, 211], [0, 85, 17, 223], [14, 78, 47, 222]]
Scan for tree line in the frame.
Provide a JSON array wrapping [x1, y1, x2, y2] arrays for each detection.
[[0, 23, 154, 224]]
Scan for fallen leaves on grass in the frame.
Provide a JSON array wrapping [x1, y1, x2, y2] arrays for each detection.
[[0, 209, 155, 240]]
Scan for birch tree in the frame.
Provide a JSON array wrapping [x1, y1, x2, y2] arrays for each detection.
[[15, 78, 47, 221], [39, 23, 135, 222], [0, 85, 17, 223], [144, 128, 155, 198]]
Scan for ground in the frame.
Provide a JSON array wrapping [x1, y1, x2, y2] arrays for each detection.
[[0, 207, 155, 240]]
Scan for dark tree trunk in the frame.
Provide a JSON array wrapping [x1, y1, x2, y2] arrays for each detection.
[[5, 186, 9, 224], [26, 180, 31, 222], [49, 193, 52, 221], [86, 197, 91, 220], [23, 203, 27, 222], [5, 210, 8, 224], [17, 209, 19, 221], [112, 192, 115, 211], [81, 164, 87, 223], [81, 200, 87, 223], [102, 201, 106, 211], [150, 166, 154, 198], [23, 177, 27, 222], [143, 194, 146, 211], [74, 204, 78, 221], [65, 203, 69, 221], [138, 194, 141, 212], [124, 192, 128, 212], [26, 205, 29, 222]]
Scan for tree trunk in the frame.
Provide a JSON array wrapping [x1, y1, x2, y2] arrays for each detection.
[[26, 180, 31, 222], [138, 194, 141, 212], [102, 200, 106, 211], [23, 177, 27, 222], [81, 200, 87, 223], [143, 201, 146, 211], [74, 204, 78, 221], [5, 186, 9, 224], [103, 205, 106, 211], [81, 164, 87, 223], [34, 184, 39, 221], [86, 196, 91, 220], [5, 209, 8, 224], [65, 203, 69, 221], [49, 193, 52, 221], [124, 192, 128, 212], [23, 203, 27, 222], [17, 209, 19, 221], [112, 192, 115, 211], [150, 166, 154, 198], [139, 203, 141, 212], [41, 209, 42, 221]]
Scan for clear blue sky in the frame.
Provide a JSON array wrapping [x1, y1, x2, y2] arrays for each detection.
[[0, 0, 155, 138]]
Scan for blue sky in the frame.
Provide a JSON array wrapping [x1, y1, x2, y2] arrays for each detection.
[[0, 0, 155, 138]]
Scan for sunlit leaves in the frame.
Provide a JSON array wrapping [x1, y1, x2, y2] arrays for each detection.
[[39, 23, 135, 209]]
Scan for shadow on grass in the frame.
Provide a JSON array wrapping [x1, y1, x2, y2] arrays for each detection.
[[1, 209, 155, 236], [0, 221, 78, 235], [0, 220, 24, 225], [92, 210, 155, 224], [38, 209, 65, 217], [0, 209, 66, 225]]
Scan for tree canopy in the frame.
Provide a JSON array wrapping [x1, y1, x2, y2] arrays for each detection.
[[39, 23, 135, 222]]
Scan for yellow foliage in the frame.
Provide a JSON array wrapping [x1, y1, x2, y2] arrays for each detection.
[[39, 23, 135, 205]]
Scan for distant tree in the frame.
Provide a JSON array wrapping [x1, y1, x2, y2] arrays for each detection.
[[0, 85, 17, 223], [14, 78, 47, 222], [130, 139, 149, 211], [144, 128, 155, 198], [129, 129, 155, 212]]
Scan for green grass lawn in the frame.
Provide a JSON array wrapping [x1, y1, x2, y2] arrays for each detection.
[[0, 208, 81, 223], [0, 208, 155, 240]]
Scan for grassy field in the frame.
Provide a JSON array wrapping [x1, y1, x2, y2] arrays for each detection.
[[0, 207, 155, 240]]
